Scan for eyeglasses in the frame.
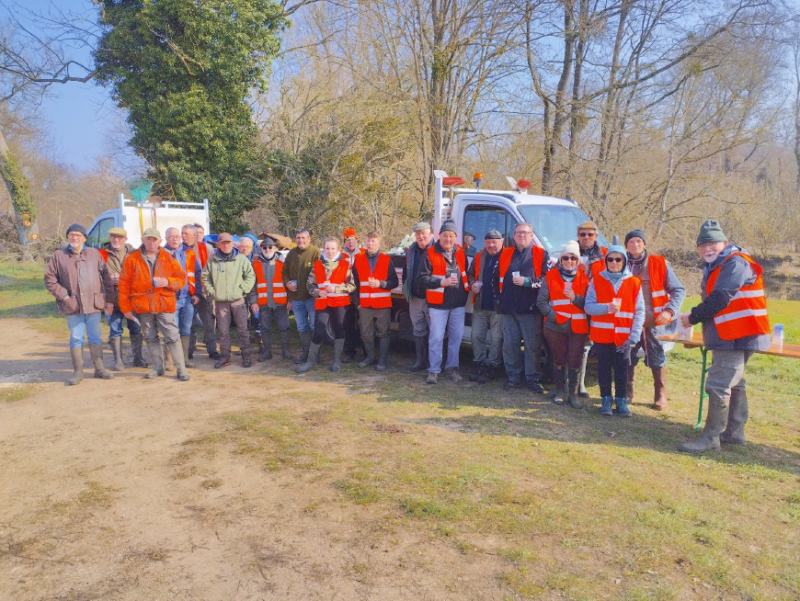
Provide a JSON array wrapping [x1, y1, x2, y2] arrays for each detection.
[[561, 256, 578, 263], [261, 245, 274, 250], [578, 232, 596, 237], [515, 231, 533, 236], [606, 257, 624, 263]]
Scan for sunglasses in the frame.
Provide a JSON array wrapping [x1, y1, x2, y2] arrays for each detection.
[[606, 257, 624, 263], [578, 232, 596, 237], [261, 245, 275, 249], [561, 256, 578, 262]]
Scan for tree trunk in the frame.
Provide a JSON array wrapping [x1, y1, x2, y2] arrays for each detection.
[[0, 128, 38, 262]]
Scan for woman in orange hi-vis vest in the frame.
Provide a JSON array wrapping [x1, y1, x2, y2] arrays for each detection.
[[296, 237, 356, 374], [584, 245, 645, 418], [678, 220, 770, 454], [536, 241, 589, 409]]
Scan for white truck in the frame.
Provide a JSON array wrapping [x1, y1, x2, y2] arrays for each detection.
[[85, 194, 211, 249], [388, 170, 609, 343]]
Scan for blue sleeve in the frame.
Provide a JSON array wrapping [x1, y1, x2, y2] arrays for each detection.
[[584, 281, 610, 316]]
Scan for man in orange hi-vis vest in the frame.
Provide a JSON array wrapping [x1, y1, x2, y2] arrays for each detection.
[[625, 229, 685, 411], [679, 220, 770, 453], [418, 220, 470, 384], [246, 235, 292, 362], [352, 231, 399, 371]]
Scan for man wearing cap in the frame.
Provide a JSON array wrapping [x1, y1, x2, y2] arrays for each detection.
[[118, 228, 190, 381], [575, 220, 608, 397], [493, 222, 551, 392], [164, 227, 202, 368], [99, 227, 147, 370], [678, 220, 770, 453], [625, 229, 686, 410], [466, 230, 504, 383], [183, 224, 219, 360], [283, 228, 321, 364], [202, 232, 257, 368], [45, 224, 115, 385], [246, 235, 292, 361], [402, 221, 434, 372], [352, 231, 399, 371], [341, 227, 364, 363], [418, 220, 470, 384]]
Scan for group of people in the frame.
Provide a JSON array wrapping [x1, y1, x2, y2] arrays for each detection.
[[44, 217, 770, 453]]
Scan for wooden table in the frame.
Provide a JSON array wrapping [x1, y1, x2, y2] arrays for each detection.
[[658, 332, 800, 428]]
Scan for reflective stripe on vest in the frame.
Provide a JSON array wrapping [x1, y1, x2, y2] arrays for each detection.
[[185, 249, 196, 296], [314, 258, 351, 310], [354, 252, 392, 309], [426, 245, 468, 305], [254, 257, 287, 306], [706, 252, 769, 340], [545, 269, 589, 334], [590, 274, 641, 346], [497, 245, 544, 292], [647, 254, 670, 315]]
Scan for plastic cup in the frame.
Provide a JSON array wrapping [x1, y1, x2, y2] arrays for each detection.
[[512, 271, 520, 278], [475, 281, 483, 290], [564, 282, 572, 292], [612, 298, 622, 309]]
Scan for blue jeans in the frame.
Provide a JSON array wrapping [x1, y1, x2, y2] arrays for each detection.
[[428, 306, 465, 374], [175, 297, 195, 337], [106, 308, 141, 338], [291, 297, 316, 333], [67, 313, 103, 348]]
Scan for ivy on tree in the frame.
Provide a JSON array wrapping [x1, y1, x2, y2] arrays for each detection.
[[94, 0, 287, 231]]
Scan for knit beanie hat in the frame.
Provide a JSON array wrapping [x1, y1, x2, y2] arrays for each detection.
[[696, 220, 727, 246], [243, 231, 258, 244], [561, 240, 580, 258], [66, 223, 87, 237], [439, 220, 457, 234], [624, 229, 646, 246]]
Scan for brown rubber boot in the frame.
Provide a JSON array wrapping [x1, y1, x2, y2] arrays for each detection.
[[162, 340, 174, 371], [181, 336, 195, 368], [679, 396, 728, 453], [168, 340, 190, 381], [67, 346, 84, 386], [90, 344, 114, 380], [626, 366, 636, 404], [110, 337, 125, 371], [652, 366, 668, 411], [720, 386, 748, 444]]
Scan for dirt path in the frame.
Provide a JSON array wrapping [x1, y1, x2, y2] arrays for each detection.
[[0, 319, 511, 601]]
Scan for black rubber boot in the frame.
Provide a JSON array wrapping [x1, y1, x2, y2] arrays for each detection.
[[259, 328, 273, 361], [578, 343, 591, 398], [358, 338, 376, 368], [297, 341, 321, 373], [294, 330, 311, 364], [410, 336, 427, 372], [331, 339, 345, 372], [376, 337, 390, 372], [131, 334, 148, 368], [567, 369, 582, 409], [550, 366, 565, 404], [280, 330, 292, 359]]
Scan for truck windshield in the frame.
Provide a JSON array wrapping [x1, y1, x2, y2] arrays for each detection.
[[517, 204, 609, 253]]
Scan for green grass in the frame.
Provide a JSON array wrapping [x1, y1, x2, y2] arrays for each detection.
[[4, 259, 800, 600]]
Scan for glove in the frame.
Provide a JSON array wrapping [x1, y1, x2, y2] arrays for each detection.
[[616, 339, 634, 365]]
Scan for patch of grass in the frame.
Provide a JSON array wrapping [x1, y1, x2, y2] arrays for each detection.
[[76, 481, 116, 508], [333, 478, 380, 505], [0, 384, 37, 402], [200, 478, 222, 490]]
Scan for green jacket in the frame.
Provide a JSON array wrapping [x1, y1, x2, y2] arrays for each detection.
[[202, 248, 255, 303]]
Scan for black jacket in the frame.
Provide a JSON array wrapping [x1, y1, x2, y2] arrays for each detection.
[[418, 242, 470, 310], [492, 244, 551, 315]]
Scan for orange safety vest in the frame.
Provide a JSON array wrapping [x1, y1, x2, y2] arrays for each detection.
[[706, 252, 769, 340], [184, 249, 197, 296], [196, 244, 208, 268], [314, 258, 351, 310], [253, 257, 287, 306], [497, 245, 544, 292], [645, 254, 670, 317], [425, 245, 469, 305], [545, 269, 589, 334], [590, 273, 641, 346], [354, 252, 392, 309], [99, 249, 109, 262]]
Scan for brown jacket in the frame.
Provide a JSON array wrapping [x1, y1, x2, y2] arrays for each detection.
[[44, 245, 110, 316]]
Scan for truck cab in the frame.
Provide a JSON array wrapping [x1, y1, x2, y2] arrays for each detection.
[[389, 170, 608, 342]]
